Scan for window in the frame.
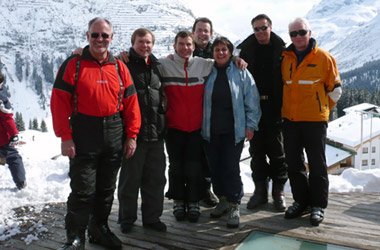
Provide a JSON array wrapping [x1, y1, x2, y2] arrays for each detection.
[[372, 159, 376, 165], [362, 147, 368, 154], [372, 147, 376, 153], [362, 159, 368, 166]]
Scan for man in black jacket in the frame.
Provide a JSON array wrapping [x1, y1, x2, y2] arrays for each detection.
[[191, 17, 218, 207], [237, 14, 288, 212], [117, 28, 167, 233]]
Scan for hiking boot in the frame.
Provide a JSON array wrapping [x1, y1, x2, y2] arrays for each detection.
[[120, 223, 133, 233], [143, 220, 167, 232], [16, 180, 27, 190], [272, 182, 286, 212], [173, 200, 186, 221], [210, 196, 229, 218], [284, 202, 311, 219], [88, 222, 122, 250], [246, 180, 268, 209], [227, 203, 240, 228], [187, 202, 201, 223], [200, 188, 218, 208], [310, 207, 325, 226], [58, 229, 85, 250]]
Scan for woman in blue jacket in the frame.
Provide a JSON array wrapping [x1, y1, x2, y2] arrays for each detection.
[[201, 37, 261, 228]]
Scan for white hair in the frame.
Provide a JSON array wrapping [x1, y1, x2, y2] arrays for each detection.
[[288, 17, 311, 31]]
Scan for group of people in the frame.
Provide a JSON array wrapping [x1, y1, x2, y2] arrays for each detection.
[[50, 13, 342, 250]]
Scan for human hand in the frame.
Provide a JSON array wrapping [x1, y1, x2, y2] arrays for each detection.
[[116, 51, 130, 63], [234, 57, 248, 70], [9, 135, 19, 147], [245, 129, 254, 141], [61, 140, 76, 159], [167, 54, 174, 60], [72, 47, 83, 56], [124, 138, 137, 159]]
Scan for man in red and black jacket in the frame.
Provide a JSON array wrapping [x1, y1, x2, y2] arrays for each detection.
[[51, 18, 140, 250], [0, 72, 26, 190]]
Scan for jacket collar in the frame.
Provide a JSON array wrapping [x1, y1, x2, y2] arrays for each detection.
[[128, 48, 160, 66], [174, 52, 193, 66], [82, 45, 117, 64]]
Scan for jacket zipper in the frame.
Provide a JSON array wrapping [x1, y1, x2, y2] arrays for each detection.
[[316, 92, 322, 112]]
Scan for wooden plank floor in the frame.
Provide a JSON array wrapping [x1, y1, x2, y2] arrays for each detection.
[[2, 192, 380, 249]]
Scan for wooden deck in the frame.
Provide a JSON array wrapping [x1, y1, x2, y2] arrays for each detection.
[[2, 192, 380, 249]]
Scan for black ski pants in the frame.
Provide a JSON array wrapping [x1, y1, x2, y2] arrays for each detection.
[[65, 113, 123, 230]]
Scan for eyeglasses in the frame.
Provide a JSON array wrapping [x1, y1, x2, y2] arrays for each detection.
[[289, 29, 308, 37], [90, 33, 110, 39], [253, 26, 269, 32]]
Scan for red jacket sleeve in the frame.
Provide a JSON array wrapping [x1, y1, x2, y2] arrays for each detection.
[[118, 61, 141, 139], [50, 57, 76, 141]]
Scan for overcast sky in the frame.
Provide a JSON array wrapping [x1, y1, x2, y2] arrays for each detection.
[[185, 0, 322, 42]]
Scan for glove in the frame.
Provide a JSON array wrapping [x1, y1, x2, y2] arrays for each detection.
[[9, 135, 19, 147]]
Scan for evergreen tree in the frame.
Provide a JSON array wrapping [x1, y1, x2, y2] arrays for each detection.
[[14, 112, 26, 131], [32, 118, 39, 131], [28, 119, 33, 130], [40, 119, 48, 132]]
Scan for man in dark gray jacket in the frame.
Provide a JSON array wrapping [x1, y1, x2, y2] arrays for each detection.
[[117, 28, 167, 233]]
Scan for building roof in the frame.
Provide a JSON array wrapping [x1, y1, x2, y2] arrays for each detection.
[[327, 104, 380, 148]]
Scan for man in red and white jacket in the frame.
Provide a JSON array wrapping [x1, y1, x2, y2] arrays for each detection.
[[0, 72, 26, 190], [51, 18, 140, 250]]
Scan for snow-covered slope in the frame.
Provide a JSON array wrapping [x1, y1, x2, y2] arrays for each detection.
[[0, 0, 196, 123], [306, 0, 380, 72]]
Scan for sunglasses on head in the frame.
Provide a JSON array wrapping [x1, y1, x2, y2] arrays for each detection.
[[90, 33, 110, 39], [253, 26, 269, 32], [289, 29, 308, 37]]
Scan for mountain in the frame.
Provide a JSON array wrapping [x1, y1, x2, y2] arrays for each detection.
[[2, 0, 380, 122], [0, 0, 196, 123], [306, 0, 380, 73]]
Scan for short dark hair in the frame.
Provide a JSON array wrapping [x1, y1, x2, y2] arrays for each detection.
[[174, 30, 194, 45], [251, 14, 272, 26], [192, 17, 213, 33], [211, 37, 234, 55], [131, 28, 155, 45], [88, 17, 113, 32]]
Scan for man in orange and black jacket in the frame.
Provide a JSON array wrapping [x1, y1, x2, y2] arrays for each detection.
[[281, 17, 342, 227], [51, 18, 140, 250]]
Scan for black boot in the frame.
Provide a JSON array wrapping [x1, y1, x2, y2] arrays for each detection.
[[272, 182, 286, 212], [58, 229, 85, 250], [88, 219, 122, 250], [247, 180, 268, 209]]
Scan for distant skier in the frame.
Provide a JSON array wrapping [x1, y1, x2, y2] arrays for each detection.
[[0, 71, 27, 190]]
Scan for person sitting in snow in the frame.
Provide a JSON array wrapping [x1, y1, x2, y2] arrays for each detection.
[[0, 71, 27, 190]]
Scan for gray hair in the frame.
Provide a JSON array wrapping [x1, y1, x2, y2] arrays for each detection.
[[288, 17, 311, 31], [88, 17, 113, 32]]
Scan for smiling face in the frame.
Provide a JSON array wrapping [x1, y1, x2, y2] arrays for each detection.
[[192, 21, 212, 49], [289, 21, 311, 51], [86, 19, 113, 61], [174, 36, 195, 59], [213, 43, 232, 67], [132, 33, 153, 60], [253, 18, 272, 45]]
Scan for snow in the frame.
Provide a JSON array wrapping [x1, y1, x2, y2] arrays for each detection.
[[1, 119, 380, 245]]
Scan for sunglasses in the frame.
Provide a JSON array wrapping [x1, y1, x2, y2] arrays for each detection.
[[90, 33, 110, 39], [289, 29, 308, 37], [253, 26, 269, 32]]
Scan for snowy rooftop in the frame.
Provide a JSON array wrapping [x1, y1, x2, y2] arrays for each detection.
[[327, 104, 380, 147]]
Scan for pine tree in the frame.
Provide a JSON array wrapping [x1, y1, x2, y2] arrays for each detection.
[[40, 119, 48, 132], [32, 118, 39, 131], [14, 112, 26, 131], [29, 119, 33, 130]]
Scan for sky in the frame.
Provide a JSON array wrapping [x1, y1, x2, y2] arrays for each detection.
[[1, 120, 380, 245], [185, 0, 322, 42]]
